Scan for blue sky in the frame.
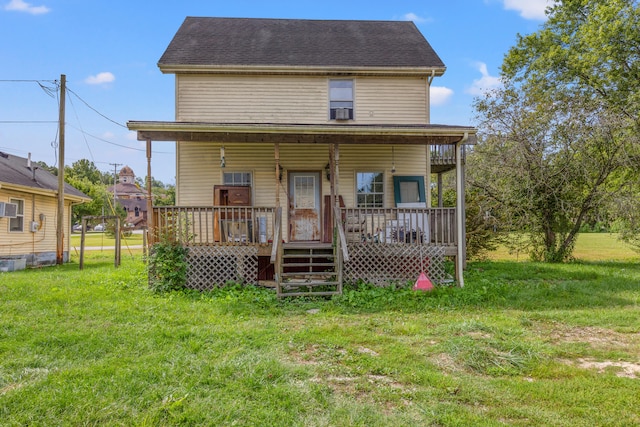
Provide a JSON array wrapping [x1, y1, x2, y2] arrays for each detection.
[[0, 0, 551, 184]]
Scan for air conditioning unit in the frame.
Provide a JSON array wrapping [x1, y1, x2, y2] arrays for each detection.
[[335, 108, 351, 120], [0, 202, 18, 218]]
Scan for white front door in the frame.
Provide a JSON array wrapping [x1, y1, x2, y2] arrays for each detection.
[[288, 172, 321, 241]]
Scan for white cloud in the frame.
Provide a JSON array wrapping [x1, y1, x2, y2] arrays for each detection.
[[430, 86, 454, 106], [402, 12, 428, 23], [102, 131, 115, 140], [85, 72, 115, 85], [466, 62, 502, 96], [502, 0, 552, 20], [126, 131, 138, 141], [4, 0, 50, 14]]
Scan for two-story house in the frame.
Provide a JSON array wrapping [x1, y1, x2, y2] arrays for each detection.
[[128, 17, 476, 295]]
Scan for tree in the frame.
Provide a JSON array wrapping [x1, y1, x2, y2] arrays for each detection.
[[469, 0, 640, 261], [135, 176, 176, 206], [65, 159, 111, 184], [471, 81, 638, 262], [502, 0, 640, 124], [66, 176, 111, 224]]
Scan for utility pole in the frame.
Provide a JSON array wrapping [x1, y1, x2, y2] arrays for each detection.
[[110, 162, 122, 213], [56, 74, 66, 265]]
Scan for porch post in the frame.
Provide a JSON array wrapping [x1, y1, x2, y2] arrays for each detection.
[[333, 144, 340, 207], [329, 144, 336, 209], [437, 173, 443, 207], [146, 138, 154, 245], [426, 145, 432, 207], [455, 136, 467, 287], [275, 143, 281, 208]]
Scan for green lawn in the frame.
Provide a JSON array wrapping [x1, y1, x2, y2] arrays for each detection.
[[70, 232, 144, 248], [486, 232, 638, 262], [1, 249, 639, 425]]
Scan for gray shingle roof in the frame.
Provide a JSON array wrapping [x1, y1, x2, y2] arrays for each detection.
[[0, 152, 89, 199], [159, 17, 445, 70]]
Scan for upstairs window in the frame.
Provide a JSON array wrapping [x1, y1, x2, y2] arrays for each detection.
[[329, 79, 354, 120]]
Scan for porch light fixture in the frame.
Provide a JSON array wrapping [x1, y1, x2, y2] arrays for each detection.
[[391, 146, 396, 174], [220, 146, 226, 168], [325, 163, 331, 181]]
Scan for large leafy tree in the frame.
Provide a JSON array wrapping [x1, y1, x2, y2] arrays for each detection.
[[469, 0, 640, 261], [503, 0, 640, 124], [471, 83, 637, 261]]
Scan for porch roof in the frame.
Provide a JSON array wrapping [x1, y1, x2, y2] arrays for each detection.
[[127, 121, 477, 145]]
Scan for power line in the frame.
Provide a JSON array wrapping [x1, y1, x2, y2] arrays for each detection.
[[0, 79, 57, 83], [67, 94, 96, 162], [66, 86, 127, 129], [65, 123, 172, 154], [0, 120, 58, 123]]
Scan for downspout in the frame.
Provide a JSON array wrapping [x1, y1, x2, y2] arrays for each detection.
[[455, 132, 469, 288]]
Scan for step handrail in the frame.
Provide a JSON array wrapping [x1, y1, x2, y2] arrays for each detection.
[[334, 206, 349, 263], [270, 206, 282, 263]]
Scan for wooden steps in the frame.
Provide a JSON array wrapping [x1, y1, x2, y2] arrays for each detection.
[[276, 244, 342, 297]]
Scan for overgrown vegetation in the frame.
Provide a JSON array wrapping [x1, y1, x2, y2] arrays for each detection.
[[147, 237, 188, 292], [1, 251, 639, 425]]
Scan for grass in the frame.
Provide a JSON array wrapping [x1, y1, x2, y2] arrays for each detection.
[[1, 236, 639, 425], [486, 232, 638, 261], [70, 232, 144, 248]]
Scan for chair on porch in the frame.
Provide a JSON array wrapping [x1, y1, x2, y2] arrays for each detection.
[[323, 195, 366, 243]]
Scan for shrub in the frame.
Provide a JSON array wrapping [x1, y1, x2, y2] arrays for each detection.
[[147, 238, 188, 293]]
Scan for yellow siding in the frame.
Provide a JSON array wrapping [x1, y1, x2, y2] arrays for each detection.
[[176, 75, 428, 125], [176, 142, 427, 206], [177, 75, 328, 123], [355, 77, 428, 124], [0, 189, 74, 258]]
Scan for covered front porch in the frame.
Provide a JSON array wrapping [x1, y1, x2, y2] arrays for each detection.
[[127, 121, 476, 295]]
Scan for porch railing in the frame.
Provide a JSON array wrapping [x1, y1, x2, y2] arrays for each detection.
[[151, 206, 457, 248], [152, 206, 277, 246], [339, 207, 457, 247], [430, 144, 465, 165]]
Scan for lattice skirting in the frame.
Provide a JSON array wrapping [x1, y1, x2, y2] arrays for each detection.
[[184, 245, 259, 290], [344, 244, 446, 287]]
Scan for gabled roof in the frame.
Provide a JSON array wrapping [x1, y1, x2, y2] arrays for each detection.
[[0, 152, 89, 200], [159, 17, 446, 75]]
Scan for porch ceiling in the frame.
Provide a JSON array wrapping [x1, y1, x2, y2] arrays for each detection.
[[127, 121, 477, 145]]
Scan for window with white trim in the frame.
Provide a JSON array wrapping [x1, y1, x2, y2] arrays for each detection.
[[356, 172, 384, 208], [9, 198, 24, 232], [223, 172, 252, 186], [329, 79, 354, 120]]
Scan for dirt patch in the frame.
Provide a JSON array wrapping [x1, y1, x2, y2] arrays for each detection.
[[575, 358, 640, 379], [0, 382, 23, 395], [431, 352, 460, 373], [548, 326, 637, 349], [357, 346, 379, 357]]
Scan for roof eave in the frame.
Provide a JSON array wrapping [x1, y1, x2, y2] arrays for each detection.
[[0, 182, 90, 202], [127, 121, 477, 145], [158, 64, 446, 77]]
